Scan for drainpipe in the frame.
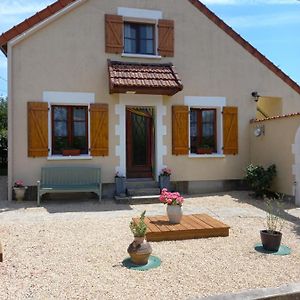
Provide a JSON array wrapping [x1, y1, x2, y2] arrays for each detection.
[[7, 43, 12, 201]]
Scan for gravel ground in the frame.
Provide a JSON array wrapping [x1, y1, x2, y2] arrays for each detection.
[[0, 191, 300, 300]]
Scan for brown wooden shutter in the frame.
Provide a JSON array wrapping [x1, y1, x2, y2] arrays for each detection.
[[172, 106, 189, 155], [223, 106, 238, 155], [28, 102, 48, 157], [158, 19, 174, 57], [90, 103, 109, 156], [105, 14, 123, 54]]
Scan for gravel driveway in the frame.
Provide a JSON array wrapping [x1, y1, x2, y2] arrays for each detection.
[[0, 191, 300, 300]]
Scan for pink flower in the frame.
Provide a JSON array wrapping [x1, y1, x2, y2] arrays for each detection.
[[159, 188, 184, 207]]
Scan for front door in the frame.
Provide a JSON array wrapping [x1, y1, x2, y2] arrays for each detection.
[[126, 107, 154, 178]]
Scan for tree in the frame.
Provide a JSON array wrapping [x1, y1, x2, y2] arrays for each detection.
[[0, 96, 7, 147]]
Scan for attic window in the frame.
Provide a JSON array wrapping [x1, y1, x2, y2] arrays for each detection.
[[124, 22, 155, 55]]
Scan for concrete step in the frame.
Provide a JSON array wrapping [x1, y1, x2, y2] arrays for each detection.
[[114, 195, 160, 205], [126, 179, 159, 189], [127, 187, 160, 197]]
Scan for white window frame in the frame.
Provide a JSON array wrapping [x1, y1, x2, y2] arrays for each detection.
[[184, 96, 226, 158], [118, 7, 162, 58], [43, 91, 94, 160]]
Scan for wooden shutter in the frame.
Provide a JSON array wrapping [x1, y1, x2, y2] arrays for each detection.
[[158, 19, 174, 57], [223, 107, 238, 155], [90, 103, 108, 156], [28, 102, 48, 157], [172, 106, 189, 155], [105, 14, 123, 54]]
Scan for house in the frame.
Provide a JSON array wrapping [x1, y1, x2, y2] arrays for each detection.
[[1, 0, 300, 201]]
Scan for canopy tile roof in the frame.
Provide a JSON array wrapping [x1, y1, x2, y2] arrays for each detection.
[[108, 60, 183, 96]]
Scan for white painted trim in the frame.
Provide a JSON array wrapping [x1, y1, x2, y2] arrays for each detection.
[[117, 7, 162, 20], [47, 155, 92, 161], [189, 154, 225, 158], [43, 92, 93, 157], [115, 95, 166, 180], [186, 96, 226, 156], [8, 0, 87, 48], [184, 96, 226, 107], [121, 53, 161, 60], [43, 91, 95, 104], [7, 43, 13, 201]]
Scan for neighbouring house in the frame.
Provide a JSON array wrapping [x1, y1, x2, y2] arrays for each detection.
[[1, 0, 300, 201]]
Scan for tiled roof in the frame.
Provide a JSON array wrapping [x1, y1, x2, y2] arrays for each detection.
[[108, 60, 183, 96], [0, 0, 299, 96], [0, 0, 77, 55], [251, 113, 300, 123]]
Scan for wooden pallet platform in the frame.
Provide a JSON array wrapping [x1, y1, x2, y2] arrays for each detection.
[[133, 214, 230, 242]]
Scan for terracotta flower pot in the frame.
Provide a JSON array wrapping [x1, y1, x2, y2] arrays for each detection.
[[62, 149, 80, 156], [127, 238, 152, 265], [260, 230, 282, 251], [196, 148, 213, 154], [167, 205, 183, 224]]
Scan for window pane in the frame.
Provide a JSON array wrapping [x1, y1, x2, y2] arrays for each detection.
[[73, 136, 86, 150], [201, 110, 216, 149], [54, 121, 67, 137], [53, 137, 68, 152], [54, 107, 67, 121], [73, 108, 86, 121], [73, 122, 86, 136], [124, 38, 136, 53], [146, 40, 154, 54], [190, 110, 198, 154]]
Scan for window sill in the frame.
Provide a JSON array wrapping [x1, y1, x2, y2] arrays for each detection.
[[47, 155, 93, 161], [188, 154, 225, 158], [121, 53, 162, 59]]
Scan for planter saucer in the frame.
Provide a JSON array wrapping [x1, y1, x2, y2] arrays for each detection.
[[254, 243, 291, 256], [122, 255, 161, 271]]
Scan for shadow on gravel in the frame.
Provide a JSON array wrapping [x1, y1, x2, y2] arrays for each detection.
[[0, 195, 133, 214], [228, 191, 300, 238]]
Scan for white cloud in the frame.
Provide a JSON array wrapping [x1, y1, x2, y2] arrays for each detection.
[[202, 0, 299, 4]]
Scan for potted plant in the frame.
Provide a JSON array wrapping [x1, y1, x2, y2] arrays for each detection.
[[260, 196, 284, 251], [62, 148, 81, 156], [128, 211, 152, 265], [115, 172, 126, 197], [159, 167, 171, 191], [13, 179, 27, 201], [196, 144, 213, 154], [159, 188, 184, 224]]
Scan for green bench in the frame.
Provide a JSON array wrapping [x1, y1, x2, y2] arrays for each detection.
[[37, 166, 102, 206]]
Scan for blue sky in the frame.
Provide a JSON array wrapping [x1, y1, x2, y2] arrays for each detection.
[[0, 0, 300, 97]]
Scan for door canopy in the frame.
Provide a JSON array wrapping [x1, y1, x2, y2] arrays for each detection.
[[108, 60, 183, 96]]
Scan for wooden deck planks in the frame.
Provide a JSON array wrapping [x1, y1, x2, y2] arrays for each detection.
[[132, 214, 230, 242]]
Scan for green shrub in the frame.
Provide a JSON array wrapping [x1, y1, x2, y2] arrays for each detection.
[[245, 164, 277, 198]]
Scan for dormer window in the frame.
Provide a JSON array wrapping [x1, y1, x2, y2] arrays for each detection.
[[124, 22, 155, 55]]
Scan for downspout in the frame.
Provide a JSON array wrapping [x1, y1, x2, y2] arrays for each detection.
[[7, 43, 12, 201]]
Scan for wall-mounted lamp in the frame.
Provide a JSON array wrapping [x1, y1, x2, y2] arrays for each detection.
[[254, 125, 265, 137], [251, 91, 260, 102]]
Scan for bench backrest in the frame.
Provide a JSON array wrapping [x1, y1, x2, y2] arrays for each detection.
[[41, 166, 101, 186]]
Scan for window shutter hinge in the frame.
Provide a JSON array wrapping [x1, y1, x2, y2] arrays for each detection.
[[48, 148, 50, 152]]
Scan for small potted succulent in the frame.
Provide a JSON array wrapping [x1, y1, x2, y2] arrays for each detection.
[[159, 167, 171, 191], [159, 188, 184, 224], [13, 179, 27, 201], [128, 211, 152, 265], [114, 172, 126, 197], [260, 196, 284, 251]]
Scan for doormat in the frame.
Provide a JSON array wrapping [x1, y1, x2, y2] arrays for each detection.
[[122, 255, 161, 271], [254, 243, 291, 256]]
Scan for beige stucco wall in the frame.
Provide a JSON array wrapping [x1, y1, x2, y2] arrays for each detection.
[[250, 117, 300, 195], [256, 97, 282, 119], [10, 0, 300, 187]]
